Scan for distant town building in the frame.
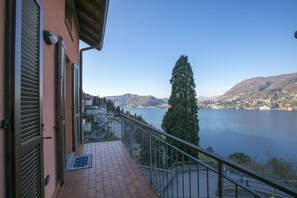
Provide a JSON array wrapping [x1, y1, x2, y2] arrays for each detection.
[[259, 106, 270, 110], [85, 99, 93, 106], [86, 109, 101, 115], [84, 122, 92, 132], [99, 104, 107, 114], [84, 104, 107, 116]]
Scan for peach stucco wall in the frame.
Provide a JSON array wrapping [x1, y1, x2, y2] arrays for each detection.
[[0, 0, 5, 197], [42, 0, 80, 197]]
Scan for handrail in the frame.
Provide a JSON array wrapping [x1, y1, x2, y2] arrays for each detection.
[[121, 113, 297, 197]]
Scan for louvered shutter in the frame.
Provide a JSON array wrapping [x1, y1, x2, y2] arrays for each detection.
[[57, 37, 66, 185], [14, 0, 44, 197], [72, 64, 80, 151]]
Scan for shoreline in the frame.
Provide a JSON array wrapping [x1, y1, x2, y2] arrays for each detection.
[[124, 106, 296, 112]]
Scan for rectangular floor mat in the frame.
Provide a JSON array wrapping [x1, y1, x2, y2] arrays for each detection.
[[66, 154, 93, 172]]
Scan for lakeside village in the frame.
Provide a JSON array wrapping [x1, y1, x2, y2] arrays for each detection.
[[82, 96, 122, 143], [199, 93, 297, 111], [82, 95, 148, 143], [121, 95, 297, 111]]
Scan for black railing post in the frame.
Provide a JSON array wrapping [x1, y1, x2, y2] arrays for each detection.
[[121, 116, 123, 140], [207, 168, 209, 198], [218, 161, 223, 198], [189, 159, 191, 198], [149, 129, 153, 184]]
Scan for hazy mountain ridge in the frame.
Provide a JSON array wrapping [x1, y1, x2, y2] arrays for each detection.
[[107, 93, 167, 108], [223, 73, 297, 98], [200, 73, 297, 110], [106, 93, 219, 108]]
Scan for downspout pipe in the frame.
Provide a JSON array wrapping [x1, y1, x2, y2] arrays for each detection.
[[79, 46, 99, 144], [78, 0, 109, 143]]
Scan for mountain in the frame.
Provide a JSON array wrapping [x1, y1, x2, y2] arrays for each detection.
[[223, 73, 297, 99], [107, 93, 219, 108], [200, 73, 297, 110], [106, 93, 167, 108]]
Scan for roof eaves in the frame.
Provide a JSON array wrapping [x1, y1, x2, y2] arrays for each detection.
[[73, 0, 109, 51]]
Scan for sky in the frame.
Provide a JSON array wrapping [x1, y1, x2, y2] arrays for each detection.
[[82, 0, 297, 98]]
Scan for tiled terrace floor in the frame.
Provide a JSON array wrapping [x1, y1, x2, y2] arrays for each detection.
[[56, 141, 158, 198]]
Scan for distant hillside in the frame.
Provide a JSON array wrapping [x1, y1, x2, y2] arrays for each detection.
[[223, 73, 297, 99], [107, 94, 220, 108], [107, 93, 167, 108], [200, 73, 297, 110]]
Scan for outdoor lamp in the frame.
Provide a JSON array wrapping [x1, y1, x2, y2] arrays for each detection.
[[43, 30, 58, 45], [295, 31, 297, 39]]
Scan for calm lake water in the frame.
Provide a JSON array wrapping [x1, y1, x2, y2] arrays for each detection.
[[124, 108, 297, 161]]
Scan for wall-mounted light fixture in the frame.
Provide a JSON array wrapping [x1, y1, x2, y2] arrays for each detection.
[[43, 30, 58, 45]]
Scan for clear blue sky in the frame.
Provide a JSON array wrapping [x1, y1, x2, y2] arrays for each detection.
[[82, 0, 297, 98]]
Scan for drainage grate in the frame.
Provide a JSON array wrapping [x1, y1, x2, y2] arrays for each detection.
[[66, 154, 93, 172]]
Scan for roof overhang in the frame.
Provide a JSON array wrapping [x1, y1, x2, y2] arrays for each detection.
[[73, 0, 109, 50]]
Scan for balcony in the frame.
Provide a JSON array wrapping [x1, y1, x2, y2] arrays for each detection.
[[58, 114, 297, 198], [56, 141, 158, 198]]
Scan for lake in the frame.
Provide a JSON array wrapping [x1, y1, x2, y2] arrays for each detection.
[[124, 108, 297, 161]]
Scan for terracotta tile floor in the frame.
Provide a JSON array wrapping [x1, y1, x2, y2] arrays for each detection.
[[56, 141, 159, 198]]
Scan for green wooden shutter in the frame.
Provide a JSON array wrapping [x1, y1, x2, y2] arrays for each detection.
[[14, 0, 44, 197], [57, 37, 66, 185]]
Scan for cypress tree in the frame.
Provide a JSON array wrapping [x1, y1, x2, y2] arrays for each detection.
[[162, 55, 200, 148]]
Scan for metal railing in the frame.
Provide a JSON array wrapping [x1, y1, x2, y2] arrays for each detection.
[[120, 114, 297, 198]]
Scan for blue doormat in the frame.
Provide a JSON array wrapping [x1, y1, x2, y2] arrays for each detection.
[[66, 154, 93, 172]]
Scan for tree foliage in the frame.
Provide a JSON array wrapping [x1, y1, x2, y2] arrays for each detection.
[[162, 55, 200, 147], [91, 96, 120, 114], [206, 146, 214, 153], [92, 96, 106, 107], [229, 152, 252, 165], [106, 99, 115, 112], [228, 152, 297, 187], [265, 157, 297, 181]]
